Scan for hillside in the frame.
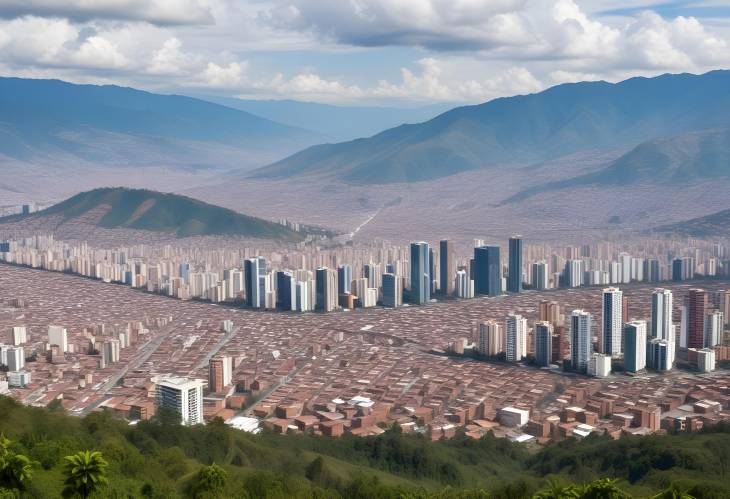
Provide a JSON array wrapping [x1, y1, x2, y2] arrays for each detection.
[[251, 70, 730, 184], [502, 128, 730, 204], [0, 77, 324, 170], [2, 188, 304, 240], [0, 396, 728, 498], [656, 206, 730, 238], [197, 96, 451, 142]]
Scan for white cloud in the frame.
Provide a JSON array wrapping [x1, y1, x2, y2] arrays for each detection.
[[0, 0, 213, 25]]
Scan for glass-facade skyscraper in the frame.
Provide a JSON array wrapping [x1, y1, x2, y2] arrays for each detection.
[[410, 242, 430, 304], [474, 245, 501, 296]]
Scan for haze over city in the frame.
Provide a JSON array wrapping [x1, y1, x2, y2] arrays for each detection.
[[1, 1, 730, 499]]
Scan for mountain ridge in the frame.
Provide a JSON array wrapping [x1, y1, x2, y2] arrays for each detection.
[[250, 70, 730, 184]]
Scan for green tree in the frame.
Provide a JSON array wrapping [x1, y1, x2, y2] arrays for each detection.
[[0, 435, 34, 490], [61, 450, 109, 499], [192, 463, 227, 498]]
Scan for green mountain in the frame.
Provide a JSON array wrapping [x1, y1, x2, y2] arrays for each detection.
[[502, 128, 730, 204], [6, 188, 304, 240], [251, 70, 730, 184], [656, 206, 730, 238], [0, 396, 729, 498]]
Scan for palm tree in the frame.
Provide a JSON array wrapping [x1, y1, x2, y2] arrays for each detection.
[[0, 435, 34, 490], [533, 477, 581, 498], [62, 450, 108, 499], [651, 484, 695, 499], [577, 478, 631, 499]]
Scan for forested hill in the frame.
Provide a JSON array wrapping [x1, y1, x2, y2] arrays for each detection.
[[0, 396, 729, 498]]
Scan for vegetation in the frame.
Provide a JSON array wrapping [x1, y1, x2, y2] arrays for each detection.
[[4, 188, 306, 240], [0, 396, 729, 498]]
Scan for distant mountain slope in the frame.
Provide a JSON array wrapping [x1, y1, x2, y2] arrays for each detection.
[[251, 70, 730, 184], [502, 128, 730, 204], [656, 207, 730, 237], [196, 95, 451, 141], [4, 188, 304, 240], [0, 77, 324, 168]]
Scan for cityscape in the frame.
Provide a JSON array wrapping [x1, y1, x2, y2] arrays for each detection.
[[2, 0, 730, 497]]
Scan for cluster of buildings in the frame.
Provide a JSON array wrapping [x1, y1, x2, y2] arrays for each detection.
[[1, 231, 730, 444], [3, 235, 730, 317]]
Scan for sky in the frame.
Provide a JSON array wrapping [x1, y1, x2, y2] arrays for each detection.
[[0, 0, 729, 106]]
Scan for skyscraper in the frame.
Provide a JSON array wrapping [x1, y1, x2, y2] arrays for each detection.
[[337, 264, 352, 295], [276, 271, 296, 311], [155, 377, 204, 426], [474, 246, 501, 296], [531, 261, 548, 290], [505, 313, 527, 362], [704, 309, 723, 347], [571, 310, 592, 373], [316, 267, 338, 312], [244, 257, 266, 309], [439, 240, 455, 295], [624, 320, 647, 373], [651, 288, 673, 340], [47, 325, 68, 352], [648, 338, 674, 371], [508, 236, 523, 293], [534, 321, 553, 367], [601, 287, 623, 357], [410, 242, 431, 304], [382, 273, 402, 308], [687, 289, 706, 349]]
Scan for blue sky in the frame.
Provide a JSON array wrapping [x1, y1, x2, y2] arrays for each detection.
[[0, 0, 728, 106]]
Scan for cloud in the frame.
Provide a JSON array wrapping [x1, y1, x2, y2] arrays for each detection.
[[262, 0, 534, 50], [0, 0, 214, 25]]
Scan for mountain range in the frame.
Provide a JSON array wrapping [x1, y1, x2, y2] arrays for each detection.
[[251, 70, 730, 184], [0, 77, 324, 171], [1, 187, 304, 240], [195, 95, 451, 142]]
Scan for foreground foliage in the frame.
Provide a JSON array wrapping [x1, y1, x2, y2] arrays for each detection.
[[0, 396, 728, 498]]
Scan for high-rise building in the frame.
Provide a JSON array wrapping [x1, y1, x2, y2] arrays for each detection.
[[563, 260, 583, 287], [382, 273, 402, 308], [316, 267, 338, 312], [587, 353, 612, 377], [571, 310, 592, 373], [704, 309, 723, 347], [455, 269, 473, 298], [474, 246, 501, 296], [531, 261, 548, 290], [363, 263, 381, 289], [410, 242, 431, 304], [337, 264, 352, 295], [601, 287, 623, 357], [534, 321, 553, 367], [508, 236, 523, 293], [624, 320, 647, 373], [209, 356, 233, 393], [505, 313, 527, 362], [155, 377, 204, 426], [696, 348, 716, 373], [276, 271, 296, 311], [102, 339, 120, 364], [478, 321, 503, 356], [648, 338, 674, 371], [687, 289, 706, 349], [47, 325, 68, 352], [539, 301, 562, 326], [439, 240, 455, 295], [5, 346, 24, 372], [651, 289, 673, 340], [244, 257, 266, 309], [10, 326, 26, 345]]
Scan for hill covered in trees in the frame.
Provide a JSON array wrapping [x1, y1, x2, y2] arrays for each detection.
[[0, 396, 728, 498], [1, 188, 306, 241]]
